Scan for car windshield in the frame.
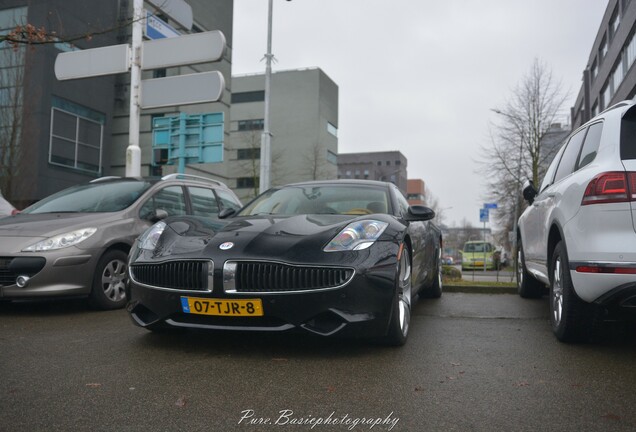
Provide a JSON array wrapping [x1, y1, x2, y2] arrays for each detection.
[[464, 243, 492, 253], [239, 184, 390, 216], [22, 181, 153, 214]]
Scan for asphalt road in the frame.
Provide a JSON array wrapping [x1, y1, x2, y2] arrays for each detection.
[[1, 293, 635, 432]]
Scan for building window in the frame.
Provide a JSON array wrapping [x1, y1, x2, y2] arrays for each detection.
[[327, 122, 338, 137], [237, 119, 264, 131], [153, 68, 167, 78], [626, 32, 636, 72], [49, 98, 104, 174], [591, 102, 598, 117], [237, 177, 258, 189], [610, 8, 620, 41], [590, 59, 598, 82], [345, 170, 351, 177], [237, 148, 260, 160], [395, 160, 401, 166], [602, 83, 611, 109], [232, 91, 265, 104], [386, 161, 391, 166], [326, 150, 337, 165], [599, 36, 608, 64], [377, 161, 382, 166]]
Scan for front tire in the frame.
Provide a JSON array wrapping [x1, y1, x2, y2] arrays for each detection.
[[517, 236, 544, 298], [383, 250, 412, 346], [550, 241, 596, 343], [88, 250, 129, 310]]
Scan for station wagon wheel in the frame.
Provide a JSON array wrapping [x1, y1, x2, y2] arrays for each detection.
[[88, 250, 129, 310], [550, 241, 596, 343], [383, 249, 412, 346]]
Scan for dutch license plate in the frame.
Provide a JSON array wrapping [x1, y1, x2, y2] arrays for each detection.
[[180, 296, 263, 316]]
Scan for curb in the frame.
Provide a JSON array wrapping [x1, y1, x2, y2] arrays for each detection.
[[444, 284, 517, 295]]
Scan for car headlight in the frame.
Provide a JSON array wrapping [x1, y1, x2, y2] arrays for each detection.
[[23, 227, 97, 252], [138, 221, 167, 251], [324, 220, 388, 252]]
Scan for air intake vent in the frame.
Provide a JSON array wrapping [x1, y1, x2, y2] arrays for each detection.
[[130, 260, 212, 291], [224, 261, 354, 293]]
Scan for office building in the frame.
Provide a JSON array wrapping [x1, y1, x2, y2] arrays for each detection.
[[337, 151, 408, 195], [571, 0, 636, 128]]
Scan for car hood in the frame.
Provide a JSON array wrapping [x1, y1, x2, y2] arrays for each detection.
[[0, 213, 118, 238], [136, 214, 395, 265]]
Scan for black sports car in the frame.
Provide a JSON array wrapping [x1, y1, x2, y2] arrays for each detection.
[[126, 180, 443, 345]]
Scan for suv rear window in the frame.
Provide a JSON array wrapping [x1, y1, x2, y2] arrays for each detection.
[[620, 105, 636, 160]]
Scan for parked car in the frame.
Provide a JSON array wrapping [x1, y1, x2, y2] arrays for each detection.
[[517, 100, 636, 342], [0, 174, 241, 309], [460, 241, 497, 271], [127, 180, 443, 345]]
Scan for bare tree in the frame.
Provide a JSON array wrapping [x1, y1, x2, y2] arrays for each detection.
[[480, 58, 568, 251], [302, 141, 333, 181]]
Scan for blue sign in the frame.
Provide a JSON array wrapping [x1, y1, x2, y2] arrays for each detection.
[[480, 208, 489, 223], [145, 11, 180, 40], [484, 203, 498, 209]]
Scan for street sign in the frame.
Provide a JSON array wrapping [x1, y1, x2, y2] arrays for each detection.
[[147, 0, 193, 30], [141, 71, 225, 108], [142, 31, 226, 70], [54, 44, 130, 80], [480, 208, 489, 223], [484, 203, 498, 209], [145, 11, 180, 39]]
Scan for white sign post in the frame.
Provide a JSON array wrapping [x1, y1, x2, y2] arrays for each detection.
[[54, 4, 226, 177]]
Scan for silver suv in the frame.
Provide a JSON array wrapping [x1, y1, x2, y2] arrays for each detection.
[[517, 101, 636, 342], [0, 174, 241, 309]]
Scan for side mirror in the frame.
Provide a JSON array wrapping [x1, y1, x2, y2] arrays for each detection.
[[218, 208, 237, 219], [405, 205, 435, 221], [522, 180, 537, 205]]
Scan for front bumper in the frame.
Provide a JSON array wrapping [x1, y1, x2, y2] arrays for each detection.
[[127, 258, 398, 338], [0, 251, 98, 300]]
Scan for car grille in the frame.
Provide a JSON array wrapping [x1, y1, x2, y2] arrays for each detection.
[[130, 260, 212, 291], [224, 261, 355, 293], [0, 257, 46, 286]]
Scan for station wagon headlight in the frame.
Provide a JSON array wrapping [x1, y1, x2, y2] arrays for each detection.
[[23, 228, 97, 252], [138, 221, 167, 251], [324, 220, 388, 252]]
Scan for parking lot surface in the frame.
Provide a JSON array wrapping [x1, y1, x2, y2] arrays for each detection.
[[1, 293, 635, 432]]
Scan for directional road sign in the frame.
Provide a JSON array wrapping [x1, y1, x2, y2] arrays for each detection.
[[141, 71, 225, 108], [54, 44, 130, 80], [142, 31, 226, 70], [484, 203, 498, 209]]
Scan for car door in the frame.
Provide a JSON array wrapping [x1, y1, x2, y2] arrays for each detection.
[[522, 128, 587, 276]]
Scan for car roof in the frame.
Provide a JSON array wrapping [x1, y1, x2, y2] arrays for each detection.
[[89, 174, 231, 190], [282, 179, 392, 188]]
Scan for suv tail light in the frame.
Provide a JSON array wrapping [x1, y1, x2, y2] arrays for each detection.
[[581, 171, 636, 205]]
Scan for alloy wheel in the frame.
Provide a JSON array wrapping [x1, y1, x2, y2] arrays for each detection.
[[397, 252, 412, 337], [552, 256, 564, 327], [101, 259, 127, 303]]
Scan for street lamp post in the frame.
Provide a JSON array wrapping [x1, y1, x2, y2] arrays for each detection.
[[259, 0, 274, 194]]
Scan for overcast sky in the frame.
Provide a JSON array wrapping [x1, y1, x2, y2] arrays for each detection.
[[231, 0, 609, 227]]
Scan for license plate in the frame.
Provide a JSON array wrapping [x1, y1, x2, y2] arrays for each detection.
[[180, 296, 263, 316]]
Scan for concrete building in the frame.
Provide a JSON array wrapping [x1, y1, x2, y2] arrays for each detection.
[[0, 0, 233, 207], [571, 0, 636, 128], [226, 68, 339, 202], [337, 151, 408, 195]]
